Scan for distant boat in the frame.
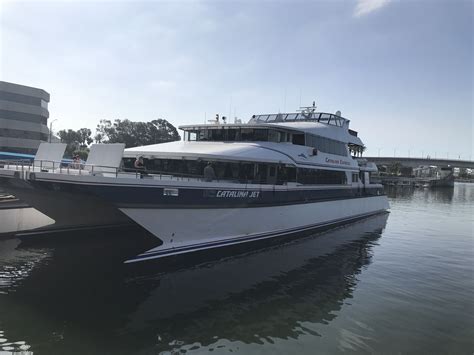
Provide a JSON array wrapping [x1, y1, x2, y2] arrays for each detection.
[[413, 165, 454, 188]]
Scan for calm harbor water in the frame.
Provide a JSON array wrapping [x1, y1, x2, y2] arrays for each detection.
[[0, 183, 473, 354]]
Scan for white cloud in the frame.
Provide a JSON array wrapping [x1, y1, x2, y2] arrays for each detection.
[[354, 0, 391, 17]]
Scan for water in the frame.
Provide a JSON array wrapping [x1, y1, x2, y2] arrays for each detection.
[[0, 183, 472, 354]]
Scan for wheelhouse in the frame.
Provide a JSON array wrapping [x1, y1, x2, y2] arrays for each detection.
[[181, 125, 349, 157]]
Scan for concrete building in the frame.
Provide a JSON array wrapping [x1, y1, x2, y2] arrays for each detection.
[[0, 81, 51, 155]]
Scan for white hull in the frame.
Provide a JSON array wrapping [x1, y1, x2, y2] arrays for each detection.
[[121, 195, 389, 262]]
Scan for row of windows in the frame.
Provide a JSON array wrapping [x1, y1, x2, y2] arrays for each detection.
[[188, 128, 292, 143], [185, 128, 347, 157], [0, 109, 48, 125], [0, 128, 48, 141], [305, 133, 347, 156], [123, 157, 348, 186], [250, 112, 346, 127], [0, 90, 48, 108]]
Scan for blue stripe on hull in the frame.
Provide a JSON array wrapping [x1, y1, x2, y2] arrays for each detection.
[[29, 179, 385, 209]]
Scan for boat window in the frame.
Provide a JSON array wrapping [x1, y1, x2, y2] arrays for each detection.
[[212, 129, 224, 141], [227, 128, 239, 141], [254, 129, 268, 141], [275, 114, 285, 122], [297, 168, 347, 185], [268, 130, 280, 142], [319, 113, 331, 121], [198, 130, 209, 141], [269, 166, 276, 177], [240, 128, 254, 141], [292, 133, 305, 146], [305, 133, 347, 156], [240, 128, 268, 141]]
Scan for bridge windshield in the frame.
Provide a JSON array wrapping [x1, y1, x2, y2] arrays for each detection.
[[249, 112, 348, 127]]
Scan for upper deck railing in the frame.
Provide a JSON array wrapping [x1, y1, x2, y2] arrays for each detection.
[[0, 159, 237, 184], [248, 112, 349, 127]]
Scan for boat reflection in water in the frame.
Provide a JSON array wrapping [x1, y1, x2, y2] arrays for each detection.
[[384, 184, 455, 203], [0, 213, 388, 354]]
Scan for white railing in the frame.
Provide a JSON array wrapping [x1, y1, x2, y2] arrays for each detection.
[[0, 159, 218, 183]]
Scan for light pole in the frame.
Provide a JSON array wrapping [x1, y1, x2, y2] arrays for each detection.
[[49, 119, 58, 143]]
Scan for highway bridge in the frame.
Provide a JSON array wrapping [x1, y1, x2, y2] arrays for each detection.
[[364, 157, 474, 169]]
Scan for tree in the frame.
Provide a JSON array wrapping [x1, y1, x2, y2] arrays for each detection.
[[95, 118, 180, 148], [388, 162, 402, 176], [77, 128, 93, 148], [58, 128, 93, 158]]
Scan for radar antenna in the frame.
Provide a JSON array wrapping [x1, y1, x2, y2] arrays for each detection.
[[297, 100, 317, 118]]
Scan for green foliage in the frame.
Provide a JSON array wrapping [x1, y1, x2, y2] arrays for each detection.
[[387, 162, 402, 175], [58, 128, 93, 158], [95, 118, 180, 148], [73, 149, 89, 160]]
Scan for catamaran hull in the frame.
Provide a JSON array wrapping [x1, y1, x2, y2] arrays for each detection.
[[122, 195, 389, 262], [0, 177, 133, 234]]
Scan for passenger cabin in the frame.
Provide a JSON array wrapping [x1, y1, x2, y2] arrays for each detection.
[[123, 110, 367, 187]]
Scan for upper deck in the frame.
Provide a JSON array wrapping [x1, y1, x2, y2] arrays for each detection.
[[249, 111, 349, 128], [179, 107, 363, 150]]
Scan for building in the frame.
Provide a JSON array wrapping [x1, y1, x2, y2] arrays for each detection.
[[0, 81, 51, 155]]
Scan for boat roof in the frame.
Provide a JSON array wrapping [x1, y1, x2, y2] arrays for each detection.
[[124, 141, 296, 165]]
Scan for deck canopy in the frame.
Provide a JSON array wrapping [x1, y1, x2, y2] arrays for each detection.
[[124, 141, 295, 165]]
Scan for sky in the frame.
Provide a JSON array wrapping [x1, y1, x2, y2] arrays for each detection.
[[1, 0, 472, 159]]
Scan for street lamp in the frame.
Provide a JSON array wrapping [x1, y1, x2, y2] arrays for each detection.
[[49, 119, 58, 143]]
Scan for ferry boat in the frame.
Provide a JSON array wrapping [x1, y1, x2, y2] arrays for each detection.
[[0, 104, 389, 262]]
